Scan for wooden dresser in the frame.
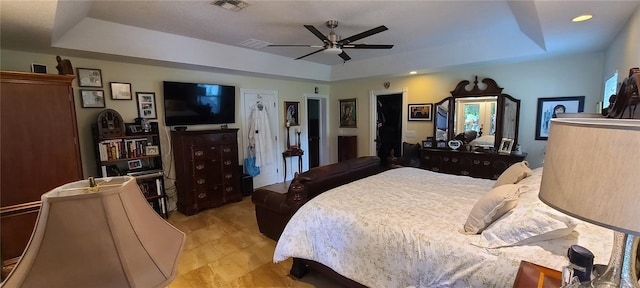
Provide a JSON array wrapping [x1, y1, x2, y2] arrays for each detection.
[[171, 129, 242, 215], [420, 148, 526, 180], [338, 135, 357, 162], [0, 71, 82, 264]]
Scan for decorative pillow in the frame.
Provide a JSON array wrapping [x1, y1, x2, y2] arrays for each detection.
[[494, 161, 532, 187], [462, 184, 522, 234], [475, 188, 579, 249]]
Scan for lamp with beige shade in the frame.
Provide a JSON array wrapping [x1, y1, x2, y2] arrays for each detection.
[[539, 118, 640, 287], [1, 176, 185, 288]]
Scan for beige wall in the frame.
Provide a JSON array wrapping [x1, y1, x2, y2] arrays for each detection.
[[330, 52, 605, 168], [0, 50, 329, 187], [4, 4, 639, 178], [604, 3, 640, 83]]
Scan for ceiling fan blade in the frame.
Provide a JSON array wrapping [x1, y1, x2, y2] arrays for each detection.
[[338, 51, 351, 62], [268, 44, 324, 48], [295, 48, 326, 60], [339, 25, 388, 44], [343, 44, 394, 49], [304, 25, 330, 43]]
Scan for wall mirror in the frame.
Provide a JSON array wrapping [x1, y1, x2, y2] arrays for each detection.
[[433, 76, 520, 149]]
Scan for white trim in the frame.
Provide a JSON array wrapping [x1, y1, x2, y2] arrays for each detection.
[[369, 88, 408, 156]]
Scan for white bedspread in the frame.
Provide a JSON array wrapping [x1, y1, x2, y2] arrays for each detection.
[[274, 167, 612, 288]]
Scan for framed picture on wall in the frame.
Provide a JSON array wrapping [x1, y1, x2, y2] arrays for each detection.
[[284, 101, 299, 126], [80, 90, 105, 108], [339, 98, 357, 128], [77, 68, 103, 87], [408, 103, 433, 121], [136, 92, 157, 119], [110, 82, 132, 100], [535, 96, 585, 140]]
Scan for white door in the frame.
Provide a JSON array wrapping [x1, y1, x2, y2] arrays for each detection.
[[241, 89, 280, 188]]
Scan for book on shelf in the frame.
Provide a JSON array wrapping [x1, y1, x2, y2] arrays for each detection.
[[99, 138, 152, 160]]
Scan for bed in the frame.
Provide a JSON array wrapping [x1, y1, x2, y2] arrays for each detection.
[[273, 167, 613, 287]]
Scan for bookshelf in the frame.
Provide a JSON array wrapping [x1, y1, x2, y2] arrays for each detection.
[[92, 121, 168, 218]]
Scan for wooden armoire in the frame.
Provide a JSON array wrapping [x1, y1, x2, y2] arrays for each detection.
[[0, 71, 83, 266]]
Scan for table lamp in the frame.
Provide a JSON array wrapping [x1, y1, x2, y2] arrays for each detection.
[[1, 176, 185, 288], [539, 118, 640, 287]]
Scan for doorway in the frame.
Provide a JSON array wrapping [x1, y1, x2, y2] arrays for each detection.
[[376, 93, 403, 166], [305, 94, 329, 168], [307, 99, 320, 168], [369, 89, 407, 164]]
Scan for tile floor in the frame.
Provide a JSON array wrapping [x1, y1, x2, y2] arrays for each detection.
[[166, 196, 346, 288]]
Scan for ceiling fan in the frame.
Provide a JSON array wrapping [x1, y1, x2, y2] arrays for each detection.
[[268, 20, 394, 62]]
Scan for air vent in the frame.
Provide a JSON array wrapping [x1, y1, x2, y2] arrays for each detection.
[[212, 0, 248, 12], [239, 39, 272, 49]]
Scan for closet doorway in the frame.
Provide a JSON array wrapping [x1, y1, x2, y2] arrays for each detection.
[[305, 94, 329, 168], [369, 89, 407, 166], [241, 89, 280, 188]]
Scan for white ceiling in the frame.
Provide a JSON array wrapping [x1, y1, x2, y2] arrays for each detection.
[[1, 0, 639, 81]]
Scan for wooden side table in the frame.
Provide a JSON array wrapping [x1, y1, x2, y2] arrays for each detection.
[[283, 148, 304, 182], [512, 260, 562, 288]]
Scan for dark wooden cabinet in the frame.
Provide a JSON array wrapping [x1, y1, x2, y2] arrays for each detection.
[[338, 135, 357, 162], [171, 129, 242, 215], [420, 148, 526, 180], [0, 71, 82, 264]]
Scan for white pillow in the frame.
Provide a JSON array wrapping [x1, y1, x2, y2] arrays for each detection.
[[518, 167, 543, 186], [462, 184, 522, 234], [494, 161, 533, 187], [468, 135, 495, 147], [475, 187, 578, 248]]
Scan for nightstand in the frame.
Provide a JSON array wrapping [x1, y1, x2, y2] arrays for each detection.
[[512, 260, 562, 288]]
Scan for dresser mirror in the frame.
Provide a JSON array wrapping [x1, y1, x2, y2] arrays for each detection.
[[433, 76, 520, 149]]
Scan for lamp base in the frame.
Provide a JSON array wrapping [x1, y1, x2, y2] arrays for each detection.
[[572, 232, 639, 288]]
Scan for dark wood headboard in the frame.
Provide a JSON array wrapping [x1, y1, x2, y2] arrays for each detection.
[[604, 67, 639, 119]]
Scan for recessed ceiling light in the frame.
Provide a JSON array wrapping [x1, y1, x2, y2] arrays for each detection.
[[409, 71, 417, 75], [572, 14, 593, 22]]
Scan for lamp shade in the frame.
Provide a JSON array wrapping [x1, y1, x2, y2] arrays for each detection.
[[2, 177, 185, 288], [539, 118, 640, 236]]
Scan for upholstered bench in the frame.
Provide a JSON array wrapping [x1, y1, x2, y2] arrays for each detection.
[[252, 156, 383, 241]]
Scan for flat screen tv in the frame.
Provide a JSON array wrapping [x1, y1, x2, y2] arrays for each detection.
[[163, 81, 236, 126]]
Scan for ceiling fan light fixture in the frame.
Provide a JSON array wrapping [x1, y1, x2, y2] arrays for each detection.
[[212, 0, 248, 12], [325, 47, 343, 54]]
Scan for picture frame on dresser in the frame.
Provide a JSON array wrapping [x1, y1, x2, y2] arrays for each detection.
[[77, 68, 103, 87], [498, 138, 514, 155], [80, 90, 105, 108]]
